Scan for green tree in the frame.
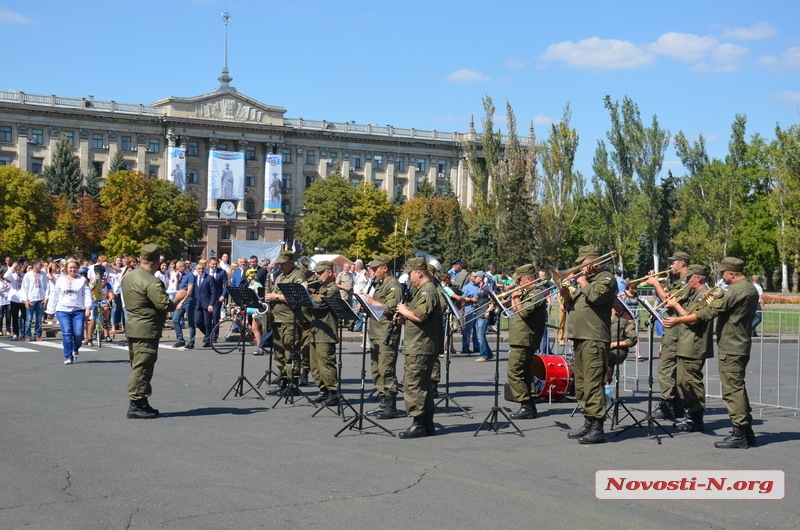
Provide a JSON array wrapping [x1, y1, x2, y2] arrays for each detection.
[[391, 182, 406, 206], [413, 203, 446, 261], [415, 179, 435, 198], [349, 182, 399, 259], [463, 96, 502, 214], [43, 134, 83, 205], [108, 150, 126, 174], [0, 166, 52, 257], [769, 124, 800, 292], [295, 173, 356, 255], [83, 167, 101, 200], [100, 170, 201, 257]]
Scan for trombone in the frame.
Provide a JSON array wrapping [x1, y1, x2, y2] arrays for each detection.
[[653, 283, 691, 318], [686, 283, 725, 314], [496, 276, 552, 300], [501, 283, 559, 318], [551, 251, 619, 287], [627, 270, 670, 289]]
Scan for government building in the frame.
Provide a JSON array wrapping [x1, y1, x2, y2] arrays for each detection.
[[0, 57, 485, 260]]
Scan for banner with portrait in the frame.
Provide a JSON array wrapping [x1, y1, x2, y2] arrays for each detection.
[[167, 147, 186, 191], [208, 150, 245, 200], [265, 154, 283, 211]]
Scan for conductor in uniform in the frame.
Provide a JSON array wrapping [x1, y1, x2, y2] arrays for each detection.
[[394, 257, 443, 438]]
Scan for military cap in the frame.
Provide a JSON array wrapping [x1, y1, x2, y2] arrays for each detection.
[[403, 256, 427, 274], [686, 264, 708, 277], [513, 263, 536, 282], [575, 245, 600, 263], [315, 260, 333, 273], [275, 250, 294, 264], [667, 251, 691, 263], [140, 243, 161, 262], [719, 256, 745, 273], [368, 256, 390, 268]]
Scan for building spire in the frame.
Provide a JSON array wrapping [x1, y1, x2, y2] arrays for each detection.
[[217, 12, 236, 92]]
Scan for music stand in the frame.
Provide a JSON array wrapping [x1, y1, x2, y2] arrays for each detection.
[[222, 286, 264, 401], [272, 283, 315, 407], [255, 326, 278, 388], [475, 289, 524, 437], [608, 296, 644, 432], [312, 295, 360, 420], [436, 293, 472, 417], [636, 298, 672, 444], [336, 292, 395, 437]]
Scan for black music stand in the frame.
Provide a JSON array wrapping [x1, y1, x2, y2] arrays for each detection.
[[272, 283, 315, 407], [222, 286, 264, 401], [608, 296, 644, 432], [475, 290, 524, 437], [636, 299, 673, 443], [255, 329, 278, 389], [336, 292, 395, 437], [437, 294, 472, 417], [312, 295, 359, 420]]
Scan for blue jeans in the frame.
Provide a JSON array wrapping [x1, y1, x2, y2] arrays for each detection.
[[475, 316, 492, 359], [172, 300, 196, 344], [111, 299, 125, 329], [56, 310, 85, 361], [24, 300, 44, 339], [461, 313, 479, 352]]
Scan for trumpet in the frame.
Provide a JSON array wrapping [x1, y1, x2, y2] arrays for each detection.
[[653, 283, 691, 317], [496, 276, 552, 300], [551, 251, 619, 287], [628, 270, 670, 289], [686, 284, 725, 314]]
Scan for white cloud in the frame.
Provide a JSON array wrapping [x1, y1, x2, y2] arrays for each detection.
[[757, 47, 800, 72], [503, 58, 528, 70], [721, 21, 777, 41], [444, 69, 491, 83], [647, 32, 718, 61], [772, 91, 800, 102], [693, 43, 748, 73], [0, 8, 36, 24], [532, 115, 554, 128], [539, 37, 655, 70]]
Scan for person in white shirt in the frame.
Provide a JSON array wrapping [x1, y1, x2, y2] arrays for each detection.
[[48, 259, 92, 364], [3, 261, 26, 340], [218, 253, 231, 272], [352, 260, 369, 332], [20, 259, 49, 341]]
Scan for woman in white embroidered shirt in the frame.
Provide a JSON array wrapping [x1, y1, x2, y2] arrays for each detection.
[[48, 259, 92, 364]]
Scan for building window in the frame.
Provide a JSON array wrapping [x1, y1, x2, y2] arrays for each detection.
[[123, 162, 133, 171], [245, 171, 256, 187], [417, 159, 426, 172], [217, 143, 228, 151], [329, 152, 338, 165], [93, 162, 104, 176], [374, 179, 383, 189], [0, 155, 12, 165], [352, 154, 361, 169], [281, 148, 292, 163], [246, 145, 256, 161], [396, 156, 406, 171], [282, 201, 291, 214], [30, 128, 44, 145], [63, 131, 75, 148], [221, 227, 231, 240], [187, 168, 199, 183], [438, 160, 447, 174], [148, 165, 159, 178], [0, 126, 11, 142], [374, 155, 383, 170], [245, 199, 255, 214], [121, 136, 132, 152], [306, 150, 315, 165], [148, 138, 160, 153], [437, 184, 446, 196], [91, 133, 104, 149], [350, 178, 361, 187], [283, 174, 292, 190], [305, 175, 315, 189], [31, 157, 44, 174], [248, 228, 259, 241], [188, 141, 199, 156]]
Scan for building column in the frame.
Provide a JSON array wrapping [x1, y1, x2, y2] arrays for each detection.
[[205, 137, 219, 216], [47, 126, 60, 165], [79, 129, 91, 175]]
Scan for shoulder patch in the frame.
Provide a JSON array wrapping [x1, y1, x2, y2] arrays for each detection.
[[711, 298, 724, 308]]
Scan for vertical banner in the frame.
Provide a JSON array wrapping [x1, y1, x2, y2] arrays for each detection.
[[167, 147, 186, 191], [208, 150, 245, 200], [265, 154, 283, 211]]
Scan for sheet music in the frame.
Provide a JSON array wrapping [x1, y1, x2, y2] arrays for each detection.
[[352, 292, 385, 321]]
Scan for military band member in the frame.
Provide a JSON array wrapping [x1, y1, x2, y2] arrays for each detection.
[[394, 257, 443, 439], [361, 256, 402, 420], [264, 250, 306, 395], [664, 257, 759, 448], [307, 261, 340, 406], [561, 245, 618, 444], [506, 264, 547, 420], [607, 300, 637, 384], [646, 251, 691, 420], [663, 264, 713, 432]]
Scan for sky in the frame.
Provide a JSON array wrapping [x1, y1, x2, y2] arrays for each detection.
[[1, 0, 798, 180]]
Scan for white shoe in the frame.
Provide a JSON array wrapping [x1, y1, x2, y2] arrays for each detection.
[[64, 359, 73, 365]]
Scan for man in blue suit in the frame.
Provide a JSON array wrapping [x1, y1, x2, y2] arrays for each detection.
[[194, 260, 221, 348], [206, 256, 228, 333]]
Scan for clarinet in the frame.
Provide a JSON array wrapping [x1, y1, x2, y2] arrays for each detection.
[[383, 283, 412, 346]]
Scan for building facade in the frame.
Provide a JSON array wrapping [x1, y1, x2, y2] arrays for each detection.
[[0, 83, 481, 260]]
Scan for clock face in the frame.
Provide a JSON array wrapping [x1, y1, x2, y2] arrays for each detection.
[[220, 201, 236, 217]]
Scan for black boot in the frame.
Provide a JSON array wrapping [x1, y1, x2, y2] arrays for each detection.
[[266, 378, 288, 395], [649, 399, 674, 420], [578, 418, 606, 444], [510, 398, 537, 419], [299, 369, 310, 387], [744, 423, 757, 446], [677, 410, 704, 432], [312, 389, 329, 403], [671, 397, 685, 419], [323, 392, 339, 407], [431, 382, 439, 399], [375, 394, 398, 419], [424, 408, 436, 436], [366, 395, 387, 417], [140, 399, 159, 415], [568, 417, 592, 439], [714, 425, 749, 449], [398, 417, 428, 439], [127, 399, 157, 419]]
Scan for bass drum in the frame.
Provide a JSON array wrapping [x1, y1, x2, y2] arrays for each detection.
[[531, 354, 573, 401]]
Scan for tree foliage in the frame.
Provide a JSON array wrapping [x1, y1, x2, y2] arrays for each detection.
[[295, 173, 356, 255], [0, 166, 52, 258], [43, 135, 83, 205]]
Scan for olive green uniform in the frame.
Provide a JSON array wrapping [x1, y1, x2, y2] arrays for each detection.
[[567, 268, 617, 420], [694, 279, 759, 427], [675, 286, 714, 413], [368, 277, 402, 397], [607, 314, 637, 383], [271, 267, 306, 380], [308, 282, 340, 392], [507, 288, 547, 403], [402, 280, 443, 419], [658, 275, 690, 401], [122, 266, 179, 401]]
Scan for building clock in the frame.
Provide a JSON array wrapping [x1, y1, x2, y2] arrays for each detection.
[[219, 201, 236, 219]]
